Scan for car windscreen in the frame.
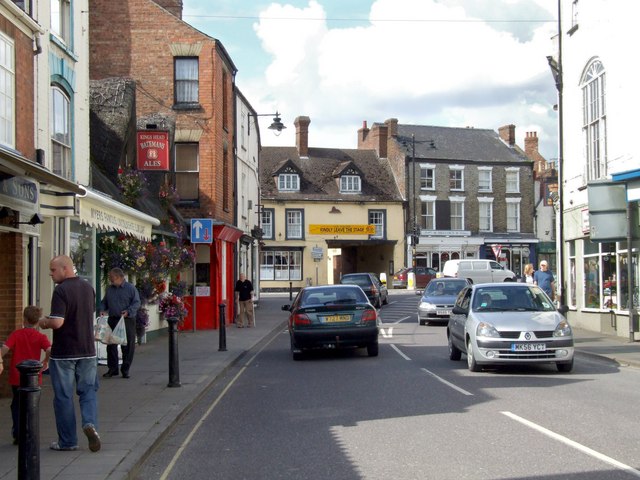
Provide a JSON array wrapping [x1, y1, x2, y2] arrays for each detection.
[[301, 287, 368, 306], [425, 280, 467, 296], [341, 275, 370, 287], [472, 286, 556, 312]]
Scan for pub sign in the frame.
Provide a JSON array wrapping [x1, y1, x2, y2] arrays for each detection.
[[137, 130, 169, 171]]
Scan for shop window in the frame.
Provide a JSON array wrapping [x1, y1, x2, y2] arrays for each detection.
[[618, 251, 639, 311], [70, 221, 94, 282], [583, 241, 617, 309], [569, 240, 576, 307], [260, 250, 302, 281]]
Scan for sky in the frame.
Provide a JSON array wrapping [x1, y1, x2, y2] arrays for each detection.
[[183, 0, 559, 160]]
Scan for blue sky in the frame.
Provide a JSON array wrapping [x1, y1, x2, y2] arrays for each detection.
[[183, 0, 559, 159]]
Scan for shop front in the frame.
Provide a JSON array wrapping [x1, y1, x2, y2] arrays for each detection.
[[415, 233, 485, 272]]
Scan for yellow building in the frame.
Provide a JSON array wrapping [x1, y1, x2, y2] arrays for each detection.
[[259, 116, 405, 291]]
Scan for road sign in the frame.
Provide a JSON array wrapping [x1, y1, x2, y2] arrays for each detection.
[[191, 218, 213, 244]]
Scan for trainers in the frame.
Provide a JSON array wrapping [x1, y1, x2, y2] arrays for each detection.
[[50, 442, 78, 451], [83, 424, 101, 452]]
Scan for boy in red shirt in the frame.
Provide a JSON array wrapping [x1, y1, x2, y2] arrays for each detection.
[[0, 306, 51, 445]]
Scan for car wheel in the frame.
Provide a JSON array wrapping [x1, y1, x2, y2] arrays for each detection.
[[467, 338, 480, 372], [557, 359, 573, 373], [367, 341, 379, 357], [291, 336, 303, 361], [448, 333, 461, 361], [419, 319, 426, 326]]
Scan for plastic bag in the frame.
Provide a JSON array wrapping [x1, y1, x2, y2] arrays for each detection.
[[108, 315, 128, 346], [94, 316, 112, 345]]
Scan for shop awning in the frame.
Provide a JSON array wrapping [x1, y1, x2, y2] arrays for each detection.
[[78, 187, 160, 241], [212, 223, 244, 243]]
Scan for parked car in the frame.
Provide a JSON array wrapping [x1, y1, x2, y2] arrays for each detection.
[[392, 267, 437, 289], [282, 285, 379, 360], [340, 272, 388, 308], [447, 283, 574, 372], [417, 278, 470, 325], [442, 259, 516, 284]]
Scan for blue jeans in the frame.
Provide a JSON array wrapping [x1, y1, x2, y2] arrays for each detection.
[[49, 358, 99, 448]]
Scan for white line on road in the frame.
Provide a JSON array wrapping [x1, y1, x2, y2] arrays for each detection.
[[379, 327, 394, 338], [421, 368, 474, 396], [393, 315, 412, 324], [502, 411, 640, 478], [390, 343, 411, 360]]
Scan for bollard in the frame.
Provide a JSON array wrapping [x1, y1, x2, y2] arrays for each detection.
[[167, 317, 181, 387], [289, 281, 293, 301], [219, 303, 227, 352], [17, 360, 42, 480]]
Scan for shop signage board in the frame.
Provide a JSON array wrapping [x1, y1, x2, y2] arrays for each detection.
[[309, 224, 375, 235], [136, 130, 170, 171]]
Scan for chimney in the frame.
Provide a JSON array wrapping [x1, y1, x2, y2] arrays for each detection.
[[152, 0, 183, 18], [385, 118, 398, 138], [524, 131, 546, 173], [372, 123, 388, 158], [357, 120, 370, 148], [498, 124, 516, 147], [295, 116, 310, 157]]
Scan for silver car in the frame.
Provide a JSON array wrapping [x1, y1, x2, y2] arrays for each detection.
[[447, 283, 574, 372], [418, 278, 469, 325]]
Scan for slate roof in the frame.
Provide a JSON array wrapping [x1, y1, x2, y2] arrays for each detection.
[[393, 124, 531, 164], [260, 147, 402, 202]]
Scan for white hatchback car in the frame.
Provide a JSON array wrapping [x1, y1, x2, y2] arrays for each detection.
[[447, 283, 574, 372]]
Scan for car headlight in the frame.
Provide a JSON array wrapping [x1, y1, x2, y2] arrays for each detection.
[[419, 302, 436, 310], [553, 320, 572, 337], [476, 322, 500, 338]]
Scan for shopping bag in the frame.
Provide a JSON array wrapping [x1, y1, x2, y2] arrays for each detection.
[[108, 315, 128, 346], [94, 316, 112, 345]]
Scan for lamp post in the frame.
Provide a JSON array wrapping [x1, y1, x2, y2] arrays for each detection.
[[248, 111, 286, 136]]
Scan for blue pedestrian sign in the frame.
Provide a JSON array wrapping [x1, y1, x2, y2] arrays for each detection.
[[191, 218, 213, 244]]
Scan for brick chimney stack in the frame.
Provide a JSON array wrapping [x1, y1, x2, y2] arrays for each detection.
[[152, 0, 183, 18], [372, 123, 388, 158], [357, 120, 370, 148], [295, 116, 310, 157], [385, 118, 398, 138], [524, 131, 546, 173], [498, 124, 516, 147]]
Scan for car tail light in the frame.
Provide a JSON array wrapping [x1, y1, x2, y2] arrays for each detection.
[[371, 284, 378, 295], [361, 309, 377, 324], [293, 313, 311, 325]]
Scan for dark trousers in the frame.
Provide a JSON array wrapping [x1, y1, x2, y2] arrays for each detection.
[[106, 315, 136, 374], [10, 385, 18, 440]]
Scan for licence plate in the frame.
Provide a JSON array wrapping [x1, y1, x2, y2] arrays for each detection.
[[436, 309, 451, 316], [322, 315, 351, 323], [511, 343, 546, 352]]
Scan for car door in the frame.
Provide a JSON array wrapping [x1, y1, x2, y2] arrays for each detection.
[[489, 260, 508, 281], [472, 261, 492, 283], [449, 287, 471, 349]]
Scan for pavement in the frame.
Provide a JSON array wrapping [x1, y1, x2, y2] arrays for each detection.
[[1, 293, 640, 479]]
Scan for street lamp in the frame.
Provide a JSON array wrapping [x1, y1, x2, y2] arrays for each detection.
[[248, 111, 286, 136]]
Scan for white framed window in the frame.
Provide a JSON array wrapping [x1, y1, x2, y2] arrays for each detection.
[[421, 198, 435, 230], [478, 167, 492, 192], [506, 198, 521, 232], [175, 143, 199, 201], [174, 57, 199, 105], [340, 175, 361, 193], [368, 210, 385, 239], [261, 208, 274, 239], [449, 166, 464, 191], [51, 0, 71, 44], [278, 173, 299, 191], [478, 198, 493, 232], [260, 250, 302, 281], [51, 86, 71, 179], [582, 60, 606, 181], [450, 197, 465, 230], [286, 209, 303, 239], [0, 33, 15, 148], [420, 164, 435, 190], [506, 168, 520, 193]]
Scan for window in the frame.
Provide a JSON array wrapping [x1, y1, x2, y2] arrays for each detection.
[[449, 166, 463, 190], [450, 200, 464, 230], [174, 57, 199, 105], [51, 86, 71, 179], [583, 241, 618, 310], [506, 199, 520, 232], [261, 209, 274, 239], [340, 175, 361, 193], [278, 173, 299, 191], [260, 250, 302, 281], [12, 0, 33, 15], [478, 199, 493, 232], [421, 200, 435, 230], [478, 167, 492, 192], [51, 0, 71, 44], [286, 209, 303, 239], [175, 143, 199, 201], [506, 168, 520, 193], [420, 164, 435, 190], [368, 210, 385, 239], [0, 33, 14, 148], [582, 60, 606, 181]]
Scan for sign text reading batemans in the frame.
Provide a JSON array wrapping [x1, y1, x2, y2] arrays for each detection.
[[137, 130, 169, 171], [309, 224, 375, 235]]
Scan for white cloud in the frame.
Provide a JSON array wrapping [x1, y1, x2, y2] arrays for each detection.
[[240, 0, 559, 158]]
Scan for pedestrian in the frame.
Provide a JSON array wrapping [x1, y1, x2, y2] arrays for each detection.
[[533, 260, 555, 300], [0, 306, 51, 445], [524, 263, 535, 284], [99, 267, 141, 379], [39, 255, 101, 452], [234, 273, 254, 328]]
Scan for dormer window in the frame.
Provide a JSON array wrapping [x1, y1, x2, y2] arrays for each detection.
[[278, 173, 299, 191], [340, 175, 361, 193]]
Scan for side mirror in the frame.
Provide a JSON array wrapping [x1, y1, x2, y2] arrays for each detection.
[[452, 305, 467, 315], [281, 304, 291, 311], [557, 304, 569, 316]]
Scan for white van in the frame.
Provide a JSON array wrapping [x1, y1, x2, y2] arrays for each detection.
[[441, 259, 516, 284]]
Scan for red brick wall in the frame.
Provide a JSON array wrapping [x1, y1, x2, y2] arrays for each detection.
[[89, 0, 236, 224]]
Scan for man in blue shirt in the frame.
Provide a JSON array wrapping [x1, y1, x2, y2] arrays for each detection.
[[100, 268, 140, 378], [533, 260, 556, 301]]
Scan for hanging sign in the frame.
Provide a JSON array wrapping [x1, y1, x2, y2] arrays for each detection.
[[137, 130, 170, 171]]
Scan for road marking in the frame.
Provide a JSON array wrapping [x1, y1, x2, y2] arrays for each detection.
[[390, 343, 411, 360], [502, 411, 640, 478], [394, 315, 412, 324], [421, 368, 474, 396], [379, 327, 394, 338], [158, 329, 282, 480]]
